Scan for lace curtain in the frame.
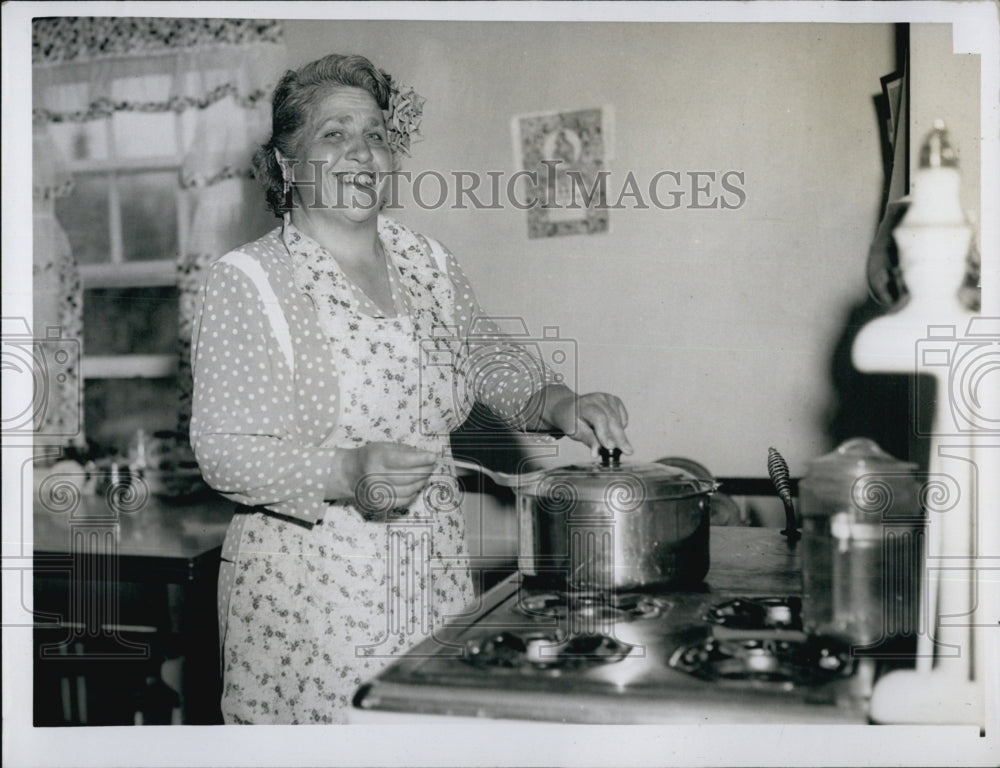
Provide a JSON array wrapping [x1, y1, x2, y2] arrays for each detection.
[[32, 124, 83, 450], [32, 18, 286, 447]]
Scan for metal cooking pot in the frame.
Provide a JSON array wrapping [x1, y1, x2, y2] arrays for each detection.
[[513, 448, 718, 591]]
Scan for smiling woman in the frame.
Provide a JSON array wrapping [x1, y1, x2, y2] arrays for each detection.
[[189, 52, 632, 724], [278, 87, 395, 260]]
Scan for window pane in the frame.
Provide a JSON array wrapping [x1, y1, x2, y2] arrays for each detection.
[[49, 120, 109, 162], [54, 174, 111, 264], [113, 111, 178, 158], [84, 377, 179, 454], [179, 109, 199, 154], [120, 171, 179, 261], [83, 286, 179, 355]]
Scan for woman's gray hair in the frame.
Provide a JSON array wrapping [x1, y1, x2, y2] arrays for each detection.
[[252, 54, 393, 218]]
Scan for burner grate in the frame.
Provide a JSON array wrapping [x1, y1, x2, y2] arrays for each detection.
[[464, 631, 632, 672], [703, 596, 803, 632], [516, 592, 673, 623], [668, 635, 854, 689]]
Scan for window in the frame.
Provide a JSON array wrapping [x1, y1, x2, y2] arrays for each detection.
[[32, 19, 285, 453], [49, 89, 199, 450]]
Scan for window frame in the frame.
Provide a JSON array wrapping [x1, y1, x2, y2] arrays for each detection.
[[59, 107, 189, 380]]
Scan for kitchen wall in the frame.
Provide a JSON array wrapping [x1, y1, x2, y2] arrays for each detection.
[[282, 20, 898, 479], [909, 23, 981, 246]]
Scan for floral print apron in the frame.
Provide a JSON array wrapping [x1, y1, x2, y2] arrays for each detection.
[[219, 222, 475, 724]]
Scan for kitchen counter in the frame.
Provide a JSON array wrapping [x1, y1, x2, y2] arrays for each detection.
[[352, 527, 882, 724]]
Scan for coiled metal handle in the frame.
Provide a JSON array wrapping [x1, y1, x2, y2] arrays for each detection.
[[767, 447, 800, 542]]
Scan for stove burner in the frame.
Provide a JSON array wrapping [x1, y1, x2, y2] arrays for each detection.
[[517, 592, 673, 623], [703, 597, 803, 632], [464, 631, 632, 672], [668, 635, 855, 689]]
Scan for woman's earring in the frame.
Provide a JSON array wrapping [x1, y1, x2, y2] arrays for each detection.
[[282, 175, 293, 209]]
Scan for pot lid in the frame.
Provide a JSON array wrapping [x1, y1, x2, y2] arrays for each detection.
[[529, 449, 716, 503]]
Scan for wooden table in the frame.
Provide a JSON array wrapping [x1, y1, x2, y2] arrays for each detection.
[[32, 488, 235, 725]]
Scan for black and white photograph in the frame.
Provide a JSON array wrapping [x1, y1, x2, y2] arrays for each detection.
[[3, 2, 998, 766]]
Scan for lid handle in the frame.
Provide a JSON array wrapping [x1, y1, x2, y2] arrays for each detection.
[[598, 447, 623, 468]]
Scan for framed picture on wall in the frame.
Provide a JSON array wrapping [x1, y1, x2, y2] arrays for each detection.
[[511, 106, 614, 238]]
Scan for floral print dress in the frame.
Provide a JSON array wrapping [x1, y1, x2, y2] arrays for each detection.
[[190, 217, 550, 724]]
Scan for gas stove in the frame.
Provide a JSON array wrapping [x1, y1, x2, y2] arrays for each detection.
[[351, 529, 874, 724]]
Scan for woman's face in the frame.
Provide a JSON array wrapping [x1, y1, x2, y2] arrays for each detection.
[[285, 86, 392, 223]]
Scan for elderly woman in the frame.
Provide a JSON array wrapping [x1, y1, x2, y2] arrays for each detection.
[[190, 53, 631, 724]]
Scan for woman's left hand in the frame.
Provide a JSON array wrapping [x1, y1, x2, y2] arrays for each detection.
[[546, 388, 633, 458]]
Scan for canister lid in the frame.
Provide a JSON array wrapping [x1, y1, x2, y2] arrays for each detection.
[[805, 438, 916, 478], [800, 438, 920, 520]]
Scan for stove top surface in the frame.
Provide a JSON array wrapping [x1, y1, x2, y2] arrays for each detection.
[[353, 529, 876, 724]]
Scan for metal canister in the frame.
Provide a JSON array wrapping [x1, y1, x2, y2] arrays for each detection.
[[798, 438, 924, 649]]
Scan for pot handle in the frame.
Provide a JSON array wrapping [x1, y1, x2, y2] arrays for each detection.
[[517, 492, 537, 576]]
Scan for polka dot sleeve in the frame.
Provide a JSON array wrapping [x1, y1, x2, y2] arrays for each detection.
[[438, 246, 559, 430], [190, 260, 336, 525]]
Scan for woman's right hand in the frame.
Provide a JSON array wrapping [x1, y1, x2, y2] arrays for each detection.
[[345, 442, 439, 520]]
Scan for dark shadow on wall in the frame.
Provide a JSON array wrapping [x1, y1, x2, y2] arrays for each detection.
[[823, 295, 933, 472], [823, 23, 932, 472], [450, 402, 534, 473]]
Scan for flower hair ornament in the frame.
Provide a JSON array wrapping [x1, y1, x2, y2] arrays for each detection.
[[384, 79, 425, 157]]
